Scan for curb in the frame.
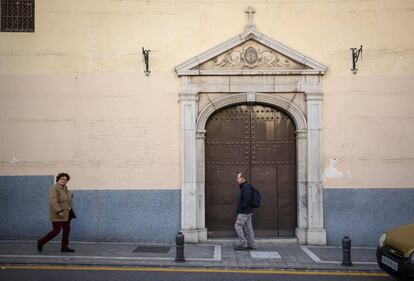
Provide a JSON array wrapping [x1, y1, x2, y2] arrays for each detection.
[[0, 261, 384, 273]]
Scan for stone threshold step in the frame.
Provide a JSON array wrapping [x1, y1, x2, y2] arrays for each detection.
[[207, 237, 298, 244]]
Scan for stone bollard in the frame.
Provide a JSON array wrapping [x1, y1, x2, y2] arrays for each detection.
[[341, 236, 353, 266], [175, 232, 185, 263]]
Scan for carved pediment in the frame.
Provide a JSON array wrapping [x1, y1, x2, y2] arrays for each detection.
[[195, 40, 308, 71], [175, 29, 327, 76]]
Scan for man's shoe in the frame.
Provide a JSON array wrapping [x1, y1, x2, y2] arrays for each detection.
[[234, 245, 248, 251], [37, 240, 43, 253], [247, 244, 256, 250], [60, 247, 75, 253]]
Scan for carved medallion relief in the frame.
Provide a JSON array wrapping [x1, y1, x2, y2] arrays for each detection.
[[196, 40, 307, 70]]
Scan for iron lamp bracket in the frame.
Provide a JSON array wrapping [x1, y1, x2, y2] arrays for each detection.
[[142, 47, 151, 76], [350, 45, 363, 74]]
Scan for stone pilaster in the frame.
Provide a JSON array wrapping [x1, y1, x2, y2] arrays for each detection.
[[196, 130, 207, 241], [305, 92, 326, 245], [295, 129, 308, 244], [179, 91, 199, 242]]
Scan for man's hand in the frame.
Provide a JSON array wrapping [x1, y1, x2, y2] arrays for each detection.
[[58, 211, 64, 217]]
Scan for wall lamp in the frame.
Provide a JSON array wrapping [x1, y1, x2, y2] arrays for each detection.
[[142, 47, 151, 76], [350, 45, 363, 74]]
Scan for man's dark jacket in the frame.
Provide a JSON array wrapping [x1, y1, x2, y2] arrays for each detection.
[[237, 182, 254, 214]]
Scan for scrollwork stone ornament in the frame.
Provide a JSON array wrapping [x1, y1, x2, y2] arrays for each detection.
[[206, 41, 302, 70], [215, 50, 242, 67], [261, 51, 290, 67]]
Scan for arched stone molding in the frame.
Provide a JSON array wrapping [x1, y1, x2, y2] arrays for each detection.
[[197, 93, 307, 132]]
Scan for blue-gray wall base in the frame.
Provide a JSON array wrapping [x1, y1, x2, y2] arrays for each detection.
[[324, 188, 414, 246], [0, 176, 181, 242], [2, 176, 413, 246]]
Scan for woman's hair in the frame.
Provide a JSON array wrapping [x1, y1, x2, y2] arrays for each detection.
[[56, 172, 70, 182]]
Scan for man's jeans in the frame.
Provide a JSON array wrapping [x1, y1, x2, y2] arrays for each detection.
[[234, 213, 255, 247]]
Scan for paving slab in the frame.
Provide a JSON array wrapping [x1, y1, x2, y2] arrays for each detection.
[[302, 246, 377, 263], [250, 251, 281, 259]]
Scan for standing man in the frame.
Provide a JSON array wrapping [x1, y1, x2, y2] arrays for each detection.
[[234, 172, 255, 250]]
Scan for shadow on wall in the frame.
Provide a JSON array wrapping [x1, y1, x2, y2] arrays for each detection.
[[0, 176, 181, 242]]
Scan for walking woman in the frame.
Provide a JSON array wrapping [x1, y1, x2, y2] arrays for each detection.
[[37, 173, 76, 253]]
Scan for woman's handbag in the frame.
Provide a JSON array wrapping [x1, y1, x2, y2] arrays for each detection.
[[69, 209, 77, 220]]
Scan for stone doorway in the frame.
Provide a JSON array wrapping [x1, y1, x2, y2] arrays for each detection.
[[205, 104, 297, 237], [175, 26, 327, 245]]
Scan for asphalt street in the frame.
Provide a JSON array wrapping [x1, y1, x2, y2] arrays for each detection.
[[0, 265, 393, 281]]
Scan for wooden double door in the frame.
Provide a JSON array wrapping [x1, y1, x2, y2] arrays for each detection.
[[205, 104, 297, 237]]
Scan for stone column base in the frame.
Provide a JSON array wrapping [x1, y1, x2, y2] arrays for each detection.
[[307, 228, 327, 245], [180, 228, 207, 243], [296, 227, 308, 244]]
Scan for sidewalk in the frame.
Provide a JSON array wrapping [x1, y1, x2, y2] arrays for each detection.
[[0, 240, 381, 272]]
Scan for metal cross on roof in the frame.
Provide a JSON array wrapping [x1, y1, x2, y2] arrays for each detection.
[[245, 6, 256, 30]]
